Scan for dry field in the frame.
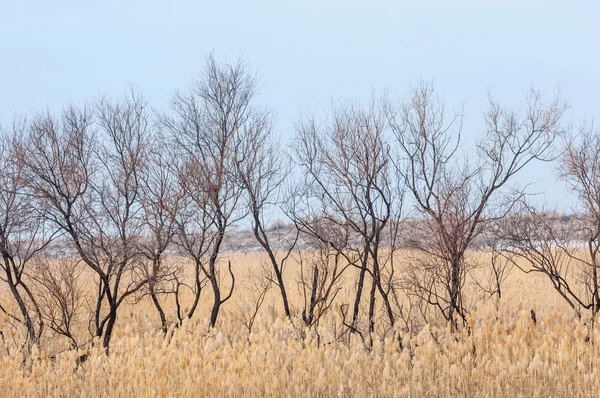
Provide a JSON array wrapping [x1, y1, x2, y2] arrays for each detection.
[[1, 251, 599, 397]]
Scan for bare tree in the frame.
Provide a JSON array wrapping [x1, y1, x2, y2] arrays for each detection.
[[0, 120, 54, 353], [234, 263, 273, 334], [560, 123, 600, 316], [500, 123, 600, 321], [498, 206, 594, 316], [29, 257, 84, 349], [160, 54, 254, 327], [296, 229, 349, 330], [137, 145, 184, 334], [168, 160, 212, 325], [19, 90, 151, 350], [389, 81, 567, 329], [290, 95, 402, 337], [479, 236, 512, 310], [234, 111, 298, 318]]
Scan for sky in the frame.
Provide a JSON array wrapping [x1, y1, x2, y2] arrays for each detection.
[[1, 0, 598, 209]]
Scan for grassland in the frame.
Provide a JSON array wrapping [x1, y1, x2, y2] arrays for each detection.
[[0, 252, 599, 397]]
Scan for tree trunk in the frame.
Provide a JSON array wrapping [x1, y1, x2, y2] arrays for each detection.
[[209, 277, 221, 328], [449, 258, 461, 330], [150, 286, 167, 334], [351, 251, 370, 330], [303, 265, 319, 326], [368, 274, 377, 336], [273, 264, 291, 318], [102, 307, 118, 351], [373, 267, 395, 326], [256, 224, 292, 318], [2, 256, 39, 350]]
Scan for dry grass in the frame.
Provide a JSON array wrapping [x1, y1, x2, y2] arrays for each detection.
[[1, 251, 599, 397]]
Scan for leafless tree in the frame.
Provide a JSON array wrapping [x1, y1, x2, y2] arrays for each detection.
[[137, 145, 184, 333], [389, 81, 567, 329], [560, 123, 600, 316], [0, 119, 54, 354], [234, 262, 273, 334], [296, 230, 350, 330], [498, 206, 594, 316], [234, 111, 298, 318], [499, 123, 600, 321], [290, 95, 402, 336], [29, 257, 84, 349], [19, 90, 151, 350], [159, 54, 254, 327], [479, 237, 512, 310]]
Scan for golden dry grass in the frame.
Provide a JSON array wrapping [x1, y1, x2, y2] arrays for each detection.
[[1, 251, 599, 397]]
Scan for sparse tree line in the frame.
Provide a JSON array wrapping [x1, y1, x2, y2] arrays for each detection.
[[0, 54, 598, 357]]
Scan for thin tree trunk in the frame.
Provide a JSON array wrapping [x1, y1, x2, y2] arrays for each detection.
[[209, 279, 221, 328], [150, 286, 167, 334], [449, 258, 461, 330], [368, 273, 377, 336], [351, 251, 370, 329], [272, 260, 291, 318], [304, 265, 319, 326], [102, 308, 118, 351], [2, 256, 39, 349], [185, 261, 203, 321]]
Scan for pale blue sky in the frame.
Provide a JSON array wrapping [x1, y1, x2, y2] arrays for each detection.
[[1, 0, 598, 208]]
